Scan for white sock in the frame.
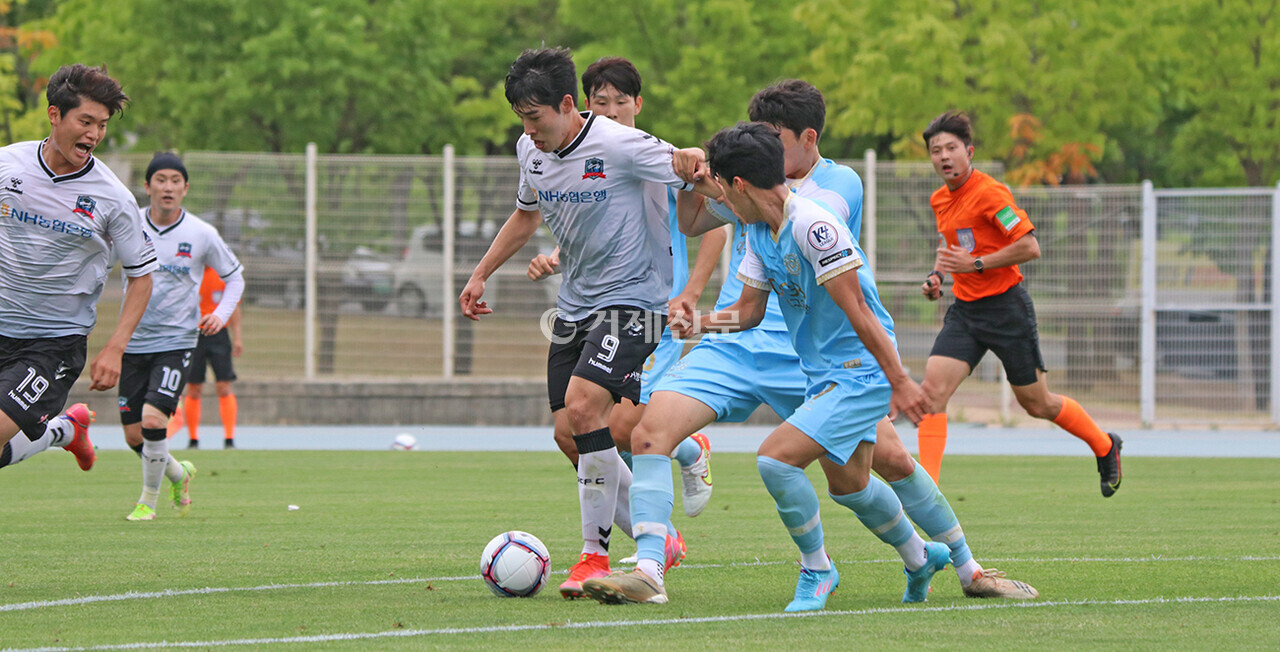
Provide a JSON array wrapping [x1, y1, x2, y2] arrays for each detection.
[[896, 532, 929, 571], [3, 419, 68, 467], [578, 448, 624, 557], [801, 547, 831, 571], [956, 559, 983, 586], [637, 558, 665, 585], [139, 439, 169, 509], [164, 455, 184, 484]]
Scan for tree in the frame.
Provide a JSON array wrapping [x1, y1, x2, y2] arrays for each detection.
[[0, 0, 57, 143]]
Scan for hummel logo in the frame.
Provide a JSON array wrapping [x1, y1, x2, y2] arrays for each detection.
[[54, 361, 71, 380], [3, 177, 22, 194]]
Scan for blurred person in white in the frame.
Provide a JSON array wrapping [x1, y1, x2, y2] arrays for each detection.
[[116, 152, 243, 521]]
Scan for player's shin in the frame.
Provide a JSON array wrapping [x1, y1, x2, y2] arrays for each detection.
[[630, 454, 675, 583], [138, 428, 169, 510], [889, 464, 975, 570], [574, 428, 623, 557], [830, 476, 925, 569], [758, 456, 828, 570]]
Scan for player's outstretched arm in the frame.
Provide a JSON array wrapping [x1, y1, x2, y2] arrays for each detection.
[[826, 271, 928, 424], [673, 284, 767, 339], [461, 207, 542, 320], [90, 272, 153, 391]]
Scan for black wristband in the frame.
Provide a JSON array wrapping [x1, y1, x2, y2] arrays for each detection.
[[927, 270, 943, 283]]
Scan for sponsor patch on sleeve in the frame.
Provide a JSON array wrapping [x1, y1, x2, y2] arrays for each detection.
[[996, 206, 1021, 231], [819, 248, 854, 267]]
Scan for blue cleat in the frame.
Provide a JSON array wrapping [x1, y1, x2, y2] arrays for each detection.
[[784, 561, 839, 612], [903, 541, 951, 603]]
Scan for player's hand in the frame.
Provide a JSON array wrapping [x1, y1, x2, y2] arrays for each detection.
[[935, 244, 977, 274], [198, 314, 226, 336], [459, 277, 491, 321], [668, 292, 697, 324], [921, 274, 944, 301], [673, 147, 707, 184], [88, 344, 124, 391], [232, 339, 244, 357], [668, 308, 697, 339], [887, 377, 928, 425], [527, 250, 560, 281]]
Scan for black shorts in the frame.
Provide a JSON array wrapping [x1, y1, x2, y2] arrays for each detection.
[[189, 329, 236, 384], [0, 334, 86, 440], [930, 284, 1046, 386], [118, 349, 193, 424], [546, 305, 664, 412]]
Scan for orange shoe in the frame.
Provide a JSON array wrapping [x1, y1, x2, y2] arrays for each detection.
[[60, 403, 96, 471], [559, 552, 610, 599], [664, 530, 687, 572]]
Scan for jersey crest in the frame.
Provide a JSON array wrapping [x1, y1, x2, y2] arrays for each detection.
[[73, 194, 97, 219], [176, 242, 193, 258], [784, 253, 803, 276], [583, 157, 606, 180], [957, 228, 975, 251]]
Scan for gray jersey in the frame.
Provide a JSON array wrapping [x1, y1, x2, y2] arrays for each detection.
[[0, 140, 157, 338], [516, 112, 690, 320], [125, 209, 243, 354]]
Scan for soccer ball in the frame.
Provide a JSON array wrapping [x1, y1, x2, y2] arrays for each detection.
[[480, 531, 551, 598], [391, 433, 416, 450]]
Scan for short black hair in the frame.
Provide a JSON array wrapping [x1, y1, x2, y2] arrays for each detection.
[[748, 79, 825, 141], [46, 63, 129, 118], [705, 122, 786, 190], [923, 111, 973, 148], [146, 152, 188, 183], [504, 47, 577, 110], [582, 57, 641, 99]]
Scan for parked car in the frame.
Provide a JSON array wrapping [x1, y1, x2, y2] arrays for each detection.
[[393, 223, 560, 318]]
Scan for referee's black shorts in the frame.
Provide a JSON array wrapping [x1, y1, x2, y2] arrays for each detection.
[[929, 283, 1046, 386]]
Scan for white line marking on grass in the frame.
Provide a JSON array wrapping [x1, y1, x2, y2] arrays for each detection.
[[4, 555, 1276, 614], [7, 594, 1279, 651]]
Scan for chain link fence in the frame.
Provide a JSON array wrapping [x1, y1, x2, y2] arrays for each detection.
[[90, 150, 1278, 425]]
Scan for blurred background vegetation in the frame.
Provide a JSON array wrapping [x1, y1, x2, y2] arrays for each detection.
[[1, 0, 1276, 187]]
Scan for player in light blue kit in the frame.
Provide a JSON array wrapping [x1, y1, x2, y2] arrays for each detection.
[[583, 82, 1037, 608], [588, 121, 943, 610]]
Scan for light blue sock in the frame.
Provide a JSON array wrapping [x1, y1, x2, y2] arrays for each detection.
[[630, 454, 674, 565], [671, 437, 701, 467], [888, 465, 973, 567], [830, 476, 915, 547], [619, 450, 634, 471], [757, 456, 824, 554]]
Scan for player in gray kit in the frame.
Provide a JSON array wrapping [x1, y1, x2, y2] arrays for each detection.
[[0, 64, 156, 472], [459, 47, 716, 598], [118, 153, 244, 521]]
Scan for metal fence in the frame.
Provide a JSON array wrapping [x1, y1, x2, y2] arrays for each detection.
[[91, 149, 1280, 426]]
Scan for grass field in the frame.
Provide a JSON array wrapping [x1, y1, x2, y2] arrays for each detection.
[[1, 449, 1277, 650]]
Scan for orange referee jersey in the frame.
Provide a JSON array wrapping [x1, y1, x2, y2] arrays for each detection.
[[930, 169, 1036, 302], [198, 266, 225, 318]]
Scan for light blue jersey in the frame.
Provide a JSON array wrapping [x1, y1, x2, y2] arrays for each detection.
[[652, 159, 865, 421], [738, 194, 895, 381]]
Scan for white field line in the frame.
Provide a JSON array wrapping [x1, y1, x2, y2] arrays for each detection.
[[7, 594, 1280, 652], [4, 554, 1278, 615]]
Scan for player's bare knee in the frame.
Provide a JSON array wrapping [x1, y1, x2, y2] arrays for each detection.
[[1017, 395, 1055, 419], [215, 382, 234, 398], [873, 450, 914, 483]]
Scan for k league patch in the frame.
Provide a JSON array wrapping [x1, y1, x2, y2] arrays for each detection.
[[583, 157, 606, 180], [73, 195, 97, 219], [807, 221, 838, 251]]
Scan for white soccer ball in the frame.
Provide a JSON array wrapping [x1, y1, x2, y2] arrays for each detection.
[[480, 531, 551, 598], [391, 433, 417, 450]]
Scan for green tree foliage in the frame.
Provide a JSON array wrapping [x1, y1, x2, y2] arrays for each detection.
[[0, 0, 57, 143]]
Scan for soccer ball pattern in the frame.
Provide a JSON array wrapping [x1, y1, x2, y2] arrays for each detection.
[[480, 531, 551, 597]]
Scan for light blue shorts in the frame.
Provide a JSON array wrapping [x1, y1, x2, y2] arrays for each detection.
[[786, 370, 891, 466], [652, 329, 806, 422], [639, 331, 684, 404]]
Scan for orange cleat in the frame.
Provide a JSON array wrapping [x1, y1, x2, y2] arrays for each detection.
[[60, 403, 96, 471]]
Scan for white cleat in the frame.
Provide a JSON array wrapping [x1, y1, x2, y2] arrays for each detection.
[[680, 433, 713, 517]]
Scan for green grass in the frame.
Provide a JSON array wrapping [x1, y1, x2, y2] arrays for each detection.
[[1, 450, 1277, 650]]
